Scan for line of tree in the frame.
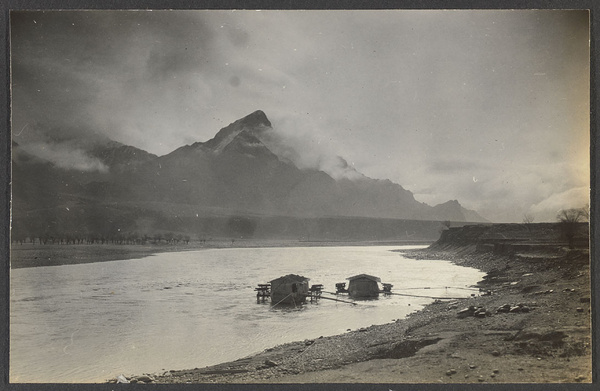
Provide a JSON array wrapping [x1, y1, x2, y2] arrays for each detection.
[[10, 230, 191, 246]]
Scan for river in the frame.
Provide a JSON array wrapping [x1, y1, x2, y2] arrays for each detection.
[[10, 245, 484, 382]]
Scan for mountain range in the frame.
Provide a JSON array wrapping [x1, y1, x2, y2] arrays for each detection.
[[11, 110, 487, 242]]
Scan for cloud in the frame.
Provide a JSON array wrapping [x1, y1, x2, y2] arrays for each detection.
[[11, 11, 224, 152], [529, 186, 590, 222], [408, 159, 589, 222], [21, 142, 108, 173], [428, 158, 490, 173], [10, 10, 590, 223], [260, 115, 364, 180]]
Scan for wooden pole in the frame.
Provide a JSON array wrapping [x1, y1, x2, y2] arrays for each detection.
[[393, 286, 479, 291], [301, 293, 357, 305], [386, 292, 467, 300], [316, 295, 357, 305]]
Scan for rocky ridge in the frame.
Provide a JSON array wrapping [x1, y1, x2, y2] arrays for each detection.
[[13, 110, 489, 246]]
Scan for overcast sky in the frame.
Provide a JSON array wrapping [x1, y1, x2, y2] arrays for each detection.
[[10, 10, 590, 222]]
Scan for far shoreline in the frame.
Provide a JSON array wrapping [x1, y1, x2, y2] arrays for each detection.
[[9, 239, 434, 269]]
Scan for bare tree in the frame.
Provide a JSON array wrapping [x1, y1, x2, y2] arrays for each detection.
[[557, 208, 585, 249], [522, 213, 534, 224], [581, 203, 590, 222]]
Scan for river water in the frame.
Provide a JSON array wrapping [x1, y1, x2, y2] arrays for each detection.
[[10, 245, 484, 383]]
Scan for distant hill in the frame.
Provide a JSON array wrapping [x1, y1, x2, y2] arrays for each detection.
[[11, 111, 488, 243]]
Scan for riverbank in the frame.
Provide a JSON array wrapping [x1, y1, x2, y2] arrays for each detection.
[[113, 225, 592, 384], [10, 239, 431, 268]]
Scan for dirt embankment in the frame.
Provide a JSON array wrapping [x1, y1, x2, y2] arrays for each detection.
[[111, 223, 592, 384]]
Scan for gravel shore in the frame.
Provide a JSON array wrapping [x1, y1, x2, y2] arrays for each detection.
[[113, 237, 592, 384]]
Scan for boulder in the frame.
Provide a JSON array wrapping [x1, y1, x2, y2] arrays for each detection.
[[264, 359, 279, 367], [457, 307, 474, 318], [498, 303, 531, 314], [496, 304, 511, 313], [136, 375, 154, 383], [458, 306, 489, 318]]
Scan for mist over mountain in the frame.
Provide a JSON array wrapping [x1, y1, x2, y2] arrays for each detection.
[[11, 111, 487, 243]]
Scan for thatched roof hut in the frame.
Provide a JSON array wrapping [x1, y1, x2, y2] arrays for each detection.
[[346, 274, 381, 298], [269, 274, 310, 305]]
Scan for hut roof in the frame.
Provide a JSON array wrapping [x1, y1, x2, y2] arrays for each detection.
[[346, 274, 381, 282], [269, 274, 310, 284]]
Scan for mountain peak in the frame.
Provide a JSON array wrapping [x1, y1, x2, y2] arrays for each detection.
[[442, 199, 460, 206], [203, 111, 272, 153], [431, 199, 488, 222], [240, 110, 271, 128]]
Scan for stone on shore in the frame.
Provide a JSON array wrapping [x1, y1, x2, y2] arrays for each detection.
[[264, 359, 279, 367], [135, 374, 154, 383]]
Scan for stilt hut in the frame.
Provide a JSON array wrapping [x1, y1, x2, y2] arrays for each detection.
[[269, 274, 310, 305], [346, 274, 381, 298]]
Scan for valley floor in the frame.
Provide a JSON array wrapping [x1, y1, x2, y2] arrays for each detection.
[[113, 243, 593, 384]]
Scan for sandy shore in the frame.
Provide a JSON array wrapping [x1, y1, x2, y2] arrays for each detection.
[[113, 242, 592, 384]]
